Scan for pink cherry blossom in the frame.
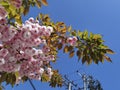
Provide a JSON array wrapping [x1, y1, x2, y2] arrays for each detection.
[[0, 5, 7, 19], [67, 36, 78, 46], [0, 58, 5, 65], [0, 17, 55, 82]]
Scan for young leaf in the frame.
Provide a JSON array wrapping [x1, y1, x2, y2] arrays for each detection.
[[76, 50, 81, 60], [35, 0, 41, 8], [57, 43, 63, 50], [23, 6, 30, 15], [71, 30, 77, 36], [103, 55, 112, 62], [68, 46, 73, 52], [15, 72, 20, 80], [82, 56, 86, 64], [15, 15, 22, 24], [0, 1, 9, 6], [67, 26, 72, 32], [83, 30, 88, 39], [69, 50, 74, 58], [49, 70, 63, 87], [41, 0, 48, 6], [61, 26, 67, 34], [41, 73, 49, 82], [106, 49, 114, 54], [63, 45, 69, 53]]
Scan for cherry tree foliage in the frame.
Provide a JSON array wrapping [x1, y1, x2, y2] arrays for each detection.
[[0, 0, 114, 89]]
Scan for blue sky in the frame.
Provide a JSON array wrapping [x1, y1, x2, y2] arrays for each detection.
[[5, 0, 120, 90]]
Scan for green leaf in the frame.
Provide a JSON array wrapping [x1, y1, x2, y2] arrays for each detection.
[[71, 30, 77, 36], [15, 72, 20, 80], [21, 76, 28, 83], [76, 50, 81, 60], [106, 49, 114, 54], [67, 26, 72, 32], [94, 59, 99, 64], [41, 73, 49, 82], [68, 46, 73, 52], [99, 55, 104, 63], [23, 5, 30, 15], [0, 73, 7, 83], [77, 30, 83, 38], [103, 55, 112, 62], [9, 5, 16, 16], [57, 43, 63, 50], [86, 56, 92, 65], [60, 26, 67, 34], [35, 0, 41, 8], [49, 71, 63, 87], [69, 50, 74, 58], [90, 32, 94, 39], [15, 14, 22, 24], [83, 30, 88, 39], [41, 0, 48, 6], [19, 6, 24, 14], [63, 45, 69, 53], [87, 57, 92, 65], [0, 1, 9, 6], [82, 56, 86, 64], [93, 34, 102, 40]]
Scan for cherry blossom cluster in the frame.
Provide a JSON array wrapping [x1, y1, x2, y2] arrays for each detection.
[[67, 36, 78, 46], [0, 6, 54, 82], [0, 5, 7, 19], [0, 3, 78, 84]]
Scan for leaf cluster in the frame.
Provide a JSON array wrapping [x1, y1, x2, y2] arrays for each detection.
[[0, 0, 48, 25], [70, 30, 114, 64], [37, 14, 114, 65], [0, 0, 114, 89], [49, 70, 63, 87]]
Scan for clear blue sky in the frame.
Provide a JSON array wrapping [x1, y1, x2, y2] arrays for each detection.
[[5, 0, 120, 90]]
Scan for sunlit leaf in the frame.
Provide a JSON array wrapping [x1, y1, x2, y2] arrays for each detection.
[[49, 70, 63, 87], [71, 30, 77, 36], [93, 34, 102, 40], [0, 1, 9, 6], [43, 14, 51, 22], [15, 14, 22, 24], [35, 0, 41, 8], [67, 26, 72, 32], [9, 5, 17, 16], [77, 31, 83, 38], [90, 32, 94, 39], [85, 55, 92, 65], [61, 26, 67, 34], [22, 76, 28, 83], [0, 73, 7, 83], [106, 49, 114, 54], [63, 45, 69, 53], [69, 50, 74, 58], [23, 6, 30, 15], [99, 54, 104, 63], [41, 73, 49, 82], [41, 0, 48, 6], [15, 72, 20, 80], [68, 46, 73, 52], [103, 55, 112, 62], [83, 30, 88, 39]]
